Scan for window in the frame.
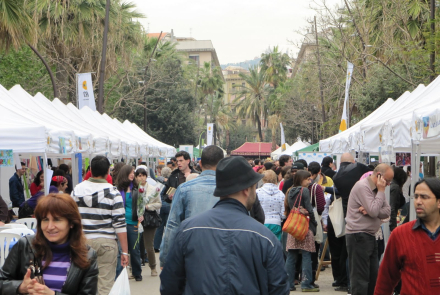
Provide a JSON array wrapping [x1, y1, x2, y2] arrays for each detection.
[[242, 82, 245, 88], [189, 55, 199, 66]]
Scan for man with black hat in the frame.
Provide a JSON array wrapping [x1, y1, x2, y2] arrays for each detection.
[[160, 156, 289, 295]]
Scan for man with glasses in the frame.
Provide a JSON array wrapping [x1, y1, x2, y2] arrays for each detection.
[[345, 164, 392, 295], [374, 178, 440, 295]]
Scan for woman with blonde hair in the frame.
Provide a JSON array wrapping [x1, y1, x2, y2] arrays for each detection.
[[256, 170, 285, 240]]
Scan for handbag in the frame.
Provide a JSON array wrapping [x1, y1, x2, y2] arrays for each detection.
[[328, 194, 346, 238], [282, 187, 309, 241], [18, 201, 34, 219], [141, 210, 162, 229], [311, 184, 323, 244]]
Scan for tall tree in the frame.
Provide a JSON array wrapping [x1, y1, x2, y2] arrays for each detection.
[[260, 46, 290, 89], [234, 66, 272, 142]]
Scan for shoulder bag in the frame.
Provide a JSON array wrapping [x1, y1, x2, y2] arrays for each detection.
[[328, 191, 346, 238], [282, 187, 309, 241], [311, 183, 323, 244], [142, 210, 162, 229]]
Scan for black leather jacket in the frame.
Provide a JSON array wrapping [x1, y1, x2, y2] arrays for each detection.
[[161, 168, 198, 203], [0, 236, 98, 295]]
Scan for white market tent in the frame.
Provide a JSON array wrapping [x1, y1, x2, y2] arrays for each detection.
[[270, 143, 291, 159], [319, 97, 396, 154], [276, 141, 310, 158]]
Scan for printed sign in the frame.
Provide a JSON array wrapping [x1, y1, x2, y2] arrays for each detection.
[[0, 150, 13, 167], [77, 73, 96, 111]]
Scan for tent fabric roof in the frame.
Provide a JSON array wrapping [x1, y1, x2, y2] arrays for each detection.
[[296, 142, 319, 153], [231, 142, 277, 156]]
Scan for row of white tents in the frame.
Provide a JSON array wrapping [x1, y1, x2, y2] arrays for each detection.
[[0, 84, 176, 201], [0, 84, 176, 158], [319, 75, 440, 229], [320, 74, 440, 155]]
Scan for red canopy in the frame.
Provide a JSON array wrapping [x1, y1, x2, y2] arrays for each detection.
[[230, 142, 278, 157]]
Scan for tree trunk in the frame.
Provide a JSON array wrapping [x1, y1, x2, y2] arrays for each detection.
[[271, 128, 276, 152], [226, 129, 230, 154], [256, 114, 263, 142], [27, 44, 58, 100]]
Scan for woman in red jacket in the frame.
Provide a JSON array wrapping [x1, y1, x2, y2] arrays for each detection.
[[30, 170, 44, 196]]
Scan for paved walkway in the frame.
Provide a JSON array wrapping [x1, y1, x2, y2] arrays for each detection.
[[129, 253, 345, 294]]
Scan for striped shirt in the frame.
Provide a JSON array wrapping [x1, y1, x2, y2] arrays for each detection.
[[71, 179, 127, 239], [42, 242, 71, 292]]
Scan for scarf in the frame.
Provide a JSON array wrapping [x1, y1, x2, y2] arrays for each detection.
[[119, 182, 133, 206]]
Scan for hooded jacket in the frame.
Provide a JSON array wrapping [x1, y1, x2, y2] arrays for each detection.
[[257, 183, 285, 226], [71, 178, 126, 240], [287, 186, 317, 235], [0, 236, 98, 295]]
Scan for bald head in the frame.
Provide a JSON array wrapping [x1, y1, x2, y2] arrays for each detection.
[[373, 163, 394, 185], [341, 153, 355, 163]]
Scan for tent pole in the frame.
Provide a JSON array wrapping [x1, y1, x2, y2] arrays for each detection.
[[409, 140, 418, 221], [43, 154, 49, 196]]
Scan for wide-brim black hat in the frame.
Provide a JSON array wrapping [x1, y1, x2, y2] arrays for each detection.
[[214, 156, 263, 197]]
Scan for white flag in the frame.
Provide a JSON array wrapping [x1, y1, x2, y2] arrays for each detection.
[[77, 73, 96, 111], [280, 123, 286, 151], [339, 62, 354, 133], [207, 123, 214, 146]]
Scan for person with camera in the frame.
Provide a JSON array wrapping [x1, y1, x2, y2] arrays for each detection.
[[345, 164, 392, 295], [0, 193, 98, 294]]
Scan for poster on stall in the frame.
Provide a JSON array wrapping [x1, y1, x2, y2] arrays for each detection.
[[0, 150, 13, 167], [396, 153, 411, 166]]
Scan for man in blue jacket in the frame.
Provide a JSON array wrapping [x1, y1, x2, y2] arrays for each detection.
[[9, 162, 26, 207], [160, 156, 289, 295], [159, 145, 224, 267]]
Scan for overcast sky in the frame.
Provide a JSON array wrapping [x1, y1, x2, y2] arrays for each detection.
[[132, 0, 342, 64]]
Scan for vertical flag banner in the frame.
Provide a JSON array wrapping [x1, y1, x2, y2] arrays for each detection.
[[207, 123, 214, 146], [280, 123, 286, 151], [77, 73, 96, 111], [339, 62, 354, 133]]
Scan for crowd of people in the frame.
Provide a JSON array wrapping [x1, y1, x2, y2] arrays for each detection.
[[0, 147, 439, 295]]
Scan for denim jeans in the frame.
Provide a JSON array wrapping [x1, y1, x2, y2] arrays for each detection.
[[154, 201, 170, 249], [285, 249, 314, 289], [116, 223, 142, 278]]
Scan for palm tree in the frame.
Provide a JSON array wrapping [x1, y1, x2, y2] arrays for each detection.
[[234, 66, 272, 142], [0, 0, 59, 97], [198, 61, 224, 138], [206, 92, 236, 150], [260, 46, 291, 89]]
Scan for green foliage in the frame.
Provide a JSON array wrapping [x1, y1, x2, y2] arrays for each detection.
[[0, 46, 52, 97]]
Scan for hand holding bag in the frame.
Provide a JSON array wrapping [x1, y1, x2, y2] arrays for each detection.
[[311, 184, 323, 244], [109, 267, 131, 295], [282, 188, 309, 241]]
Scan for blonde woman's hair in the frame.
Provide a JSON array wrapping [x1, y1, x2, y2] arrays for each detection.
[[262, 170, 277, 184]]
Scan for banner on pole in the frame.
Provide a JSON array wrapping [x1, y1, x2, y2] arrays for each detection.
[[339, 62, 354, 133], [207, 123, 214, 146], [280, 123, 286, 151], [77, 73, 96, 111]]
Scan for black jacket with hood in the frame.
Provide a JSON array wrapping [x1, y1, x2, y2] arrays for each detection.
[[286, 186, 317, 235], [0, 235, 98, 295]]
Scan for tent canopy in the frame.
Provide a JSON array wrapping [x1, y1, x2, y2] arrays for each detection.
[[231, 142, 277, 157], [296, 142, 319, 154], [270, 143, 291, 159]]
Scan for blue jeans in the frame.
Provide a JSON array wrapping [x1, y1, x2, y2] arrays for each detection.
[[285, 250, 314, 289], [154, 202, 170, 249], [116, 223, 142, 278]]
